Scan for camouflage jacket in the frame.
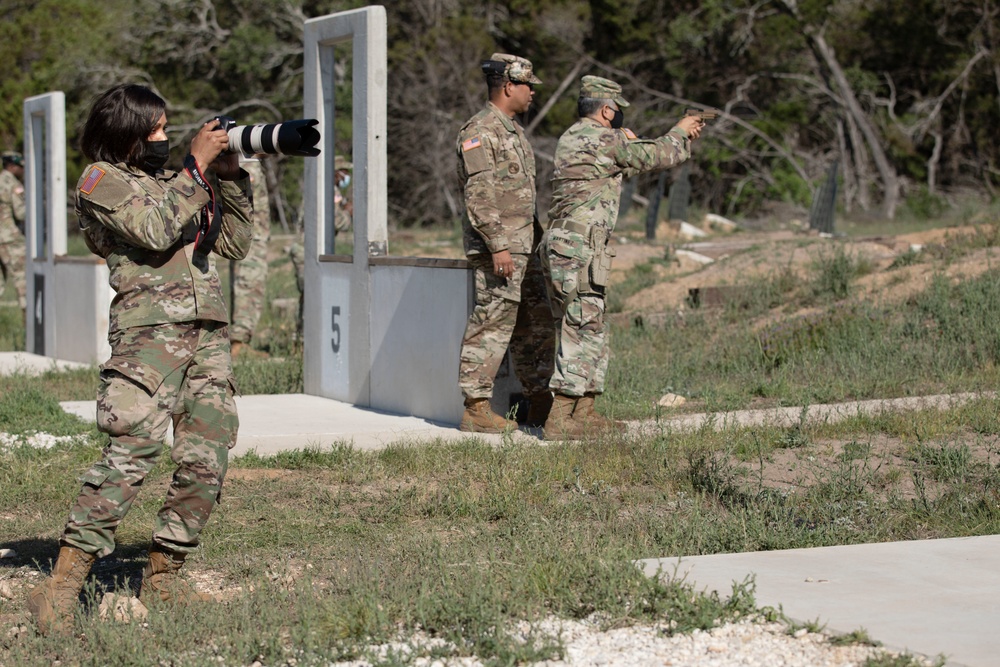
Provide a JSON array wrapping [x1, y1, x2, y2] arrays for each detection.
[[548, 118, 690, 237], [456, 102, 537, 256], [0, 169, 25, 245], [76, 161, 253, 333]]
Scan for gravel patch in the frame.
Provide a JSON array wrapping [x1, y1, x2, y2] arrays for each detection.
[[325, 616, 936, 667], [0, 431, 88, 452]]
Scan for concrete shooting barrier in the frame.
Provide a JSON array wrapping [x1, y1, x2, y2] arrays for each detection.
[[23, 92, 111, 364], [303, 7, 519, 426]]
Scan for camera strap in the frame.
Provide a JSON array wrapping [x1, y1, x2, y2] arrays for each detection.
[[183, 154, 218, 251]]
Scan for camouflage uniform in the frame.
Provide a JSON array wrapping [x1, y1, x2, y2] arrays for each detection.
[[541, 76, 691, 397], [63, 159, 253, 558], [333, 154, 353, 234], [230, 160, 270, 345], [457, 56, 554, 403], [0, 164, 26, 309]]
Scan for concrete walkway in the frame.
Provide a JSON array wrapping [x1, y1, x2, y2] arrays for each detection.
[[6, 350, 999, 664], [639, 535, 1000, 667], [59, 393, 541, 455]]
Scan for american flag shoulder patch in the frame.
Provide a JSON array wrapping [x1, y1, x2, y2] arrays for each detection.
[[80, 166, 106, 195], [462, 136, 482, 152]]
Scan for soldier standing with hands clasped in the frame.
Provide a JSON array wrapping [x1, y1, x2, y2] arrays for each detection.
[[540, 76, 703, 439], [0, 151, 26, 317], [230, 158, 271, 357], [455, 53, 555, 432], [27, 83, 254, 635]]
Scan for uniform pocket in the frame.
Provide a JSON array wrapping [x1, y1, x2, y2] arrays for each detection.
[[96, 370, 155, 437], [544, 231, 589, 305]]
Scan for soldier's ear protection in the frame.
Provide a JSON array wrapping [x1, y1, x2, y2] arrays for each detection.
[[481, 60, 507, 76]]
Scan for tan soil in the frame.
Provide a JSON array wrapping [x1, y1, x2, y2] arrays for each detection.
[[619, 224, 1000, 317], [733, 431, 998, 504]]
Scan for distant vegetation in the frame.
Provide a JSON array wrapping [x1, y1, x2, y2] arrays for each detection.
[[3, 0, 999, 229]]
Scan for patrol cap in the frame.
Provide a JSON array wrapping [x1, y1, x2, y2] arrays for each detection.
[[1, 151, 24, 167], [483, 53, 542, 85], [579, 75, 630, 108], [334, 155, 353, 170]]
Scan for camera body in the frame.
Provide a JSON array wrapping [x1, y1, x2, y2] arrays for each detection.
[[213, 115, 321, 158]]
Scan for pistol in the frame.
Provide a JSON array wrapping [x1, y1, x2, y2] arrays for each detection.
[[684, 108, 721, 121]]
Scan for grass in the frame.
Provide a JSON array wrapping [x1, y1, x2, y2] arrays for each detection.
[[2, 389, 987, 664], [606, 251, 1000, 419], [3, 218, 993, 665]]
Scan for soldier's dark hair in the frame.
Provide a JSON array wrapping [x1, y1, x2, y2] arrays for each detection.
[[81, 84, 166, 166], [486, 72, 507, 98], [578, 97, 609, 118]]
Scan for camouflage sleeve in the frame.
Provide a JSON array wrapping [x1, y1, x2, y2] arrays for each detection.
[[212, 175, 254, 260], [615, 126, 691, 180], [460, 128, 509, 253], [77, 164, 211, 252], [11, 182, 24, 223]]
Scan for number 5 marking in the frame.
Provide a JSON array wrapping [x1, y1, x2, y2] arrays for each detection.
[[331, 306, 341, 353]]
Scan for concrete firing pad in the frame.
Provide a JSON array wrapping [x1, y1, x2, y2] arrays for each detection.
[[0, 351, 91, 376], [59, 393, 537, 455], [638, 535, 1000, 667]]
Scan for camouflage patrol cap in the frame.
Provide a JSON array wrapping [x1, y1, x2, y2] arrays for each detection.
[[334, 155, 352, 170], [579, 75, 630, 108], [486, 53, 542, 85], [1, 151, 24, 167]]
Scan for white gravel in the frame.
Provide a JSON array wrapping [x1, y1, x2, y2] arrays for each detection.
[[0, 431, 88, 452], [326, 616, 936, 667]]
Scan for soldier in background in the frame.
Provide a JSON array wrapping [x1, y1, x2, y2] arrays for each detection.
[[27, 84, 253, 635], [0, 151, 26, 315], [539, 76, 703, 439], [230, 158, 270, 357], [455, 53, 554, 432]]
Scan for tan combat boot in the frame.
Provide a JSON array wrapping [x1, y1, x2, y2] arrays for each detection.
[[27, 545, 96, 635], [138, 546, 215, 605], [230, 340, 245, 357], [577, 393, 622, 432], [524, 392, 554, 428], [542, 394, 589, 440], [460, 398, 516, 433]]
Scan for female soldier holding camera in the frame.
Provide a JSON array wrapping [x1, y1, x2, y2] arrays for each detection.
[[28, 83, 254, 634]]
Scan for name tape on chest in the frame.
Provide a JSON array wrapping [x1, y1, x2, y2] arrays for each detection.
[[462, 136, 482, 152], [80, 166, 107, 195]]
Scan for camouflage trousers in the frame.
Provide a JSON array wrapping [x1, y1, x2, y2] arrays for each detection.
[[459, 251, 555, 400], [61, 321, 238, 558], [230, 220, 271, 344], [540, 228, 610, 397], [0, 239, 26, 309], [288, 241, 305, 336]]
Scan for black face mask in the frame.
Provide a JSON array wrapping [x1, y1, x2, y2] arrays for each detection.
[[610, 108, 624, 130], [141, 140, 170, 173]]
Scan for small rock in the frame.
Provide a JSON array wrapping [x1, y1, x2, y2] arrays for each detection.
[[657, 393, 687, 409], [674, 249, 714, 265], [6, 624, 29, 641], [0, 548, 16, 559], [98, 593, 149, 623], [793, 628, 809, 638], [704, 213, 739, 232], [679, 221, 708, 239], [0, 580, 15, 599]]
